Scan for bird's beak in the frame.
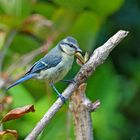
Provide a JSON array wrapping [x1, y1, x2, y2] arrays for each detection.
[[76, 48, 82, 53]]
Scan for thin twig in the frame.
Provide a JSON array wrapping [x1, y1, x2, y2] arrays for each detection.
[[0, 30, 17, 72], [25, 30, 129, 140]]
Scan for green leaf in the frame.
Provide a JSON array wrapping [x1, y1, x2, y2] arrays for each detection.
[[52, 8, 77, 33], [29, 96, 51, 121], [0, 30, 6, 50], [9, 85, 34, 107], [70, 12, 100, 51], [89, 0, 124, 17], [0, 0, 32, 19], [39, 108, 74, 140], [34, 2, 55, 19], [53, 0, 89, 12], [10, 33, 39, 54], [0, 15, 21, 29]]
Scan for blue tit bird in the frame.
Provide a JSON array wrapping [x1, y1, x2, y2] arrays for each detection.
[[6, 36, 82, 102]]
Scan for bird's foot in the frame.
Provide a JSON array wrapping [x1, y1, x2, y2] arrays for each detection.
[[57, 93, 66, 103], [50, 83, 66, 103]]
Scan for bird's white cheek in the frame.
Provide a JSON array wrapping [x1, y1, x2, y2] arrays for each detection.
[[61, 45, 75, 55], [61, 45, 68, 53]]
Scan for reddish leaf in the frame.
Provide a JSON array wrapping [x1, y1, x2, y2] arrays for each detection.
[[2, 104, 35, 122], [0, 129, 18, 140]]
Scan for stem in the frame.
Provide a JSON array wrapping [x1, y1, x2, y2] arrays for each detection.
[[0, 30, 17, 72]]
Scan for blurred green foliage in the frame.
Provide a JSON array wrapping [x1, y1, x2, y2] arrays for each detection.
[[0, 0, 140, 140]]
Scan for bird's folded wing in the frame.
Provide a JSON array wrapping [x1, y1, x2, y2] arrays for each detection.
[[26, 54, 62, 74]]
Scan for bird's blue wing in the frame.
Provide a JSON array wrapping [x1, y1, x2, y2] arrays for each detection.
[[26, 54, 62, 74]]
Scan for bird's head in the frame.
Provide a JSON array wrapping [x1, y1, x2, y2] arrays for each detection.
[[59, 36, 82, 55]]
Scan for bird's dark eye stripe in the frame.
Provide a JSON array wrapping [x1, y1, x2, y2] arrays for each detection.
[[61, 42, 76, 49]]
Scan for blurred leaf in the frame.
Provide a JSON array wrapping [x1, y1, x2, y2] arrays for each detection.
[[4, 97, 55, 137], [53, 0, 89, 12], [26, 96, 51, 122], [0, 129, 18, 140], [0, 30, 6, 50], [0, 0, 32, 19], [52, 8, 77, 33], [0, 0, 33, 29], [119, 79, 138, 105], [0, 15, 21, 29], [89, 0, 124, 17], [10, 33, 39, 54], [22, 14, 53, 40], [0, 96, 13, 119], [9, 85, 34, 107], [88, 62, 124, 140], [2, 104, 35, 122], [39, 109, 74, 140], [0, 96, 12, 105], [34, 2, 55, 18], [121, 58, 140, 83], [70, 12, 100, 51]]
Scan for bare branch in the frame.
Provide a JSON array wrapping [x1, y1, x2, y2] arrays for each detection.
[[25, 30, 129, 140], [69, 83, 96, 140]]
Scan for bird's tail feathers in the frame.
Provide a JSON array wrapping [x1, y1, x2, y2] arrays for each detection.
[[6, 73, 36, 91]]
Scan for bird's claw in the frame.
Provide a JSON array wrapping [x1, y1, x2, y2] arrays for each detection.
[[69, 79, 76, 84], [61, 79, 76, 84]]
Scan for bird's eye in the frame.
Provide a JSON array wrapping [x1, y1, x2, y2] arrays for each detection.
[[70, 44, 73, 47], [70, 44, 75, 48]]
